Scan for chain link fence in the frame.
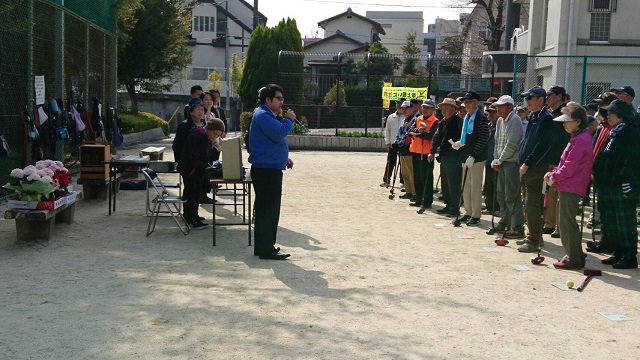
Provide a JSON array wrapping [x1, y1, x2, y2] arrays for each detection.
[[512, 55, 640, 106], [0, 0, 117, 195], [277, 52, 487, 136]]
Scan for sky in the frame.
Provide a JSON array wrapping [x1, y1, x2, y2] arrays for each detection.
[[255, 0, 470, 38]]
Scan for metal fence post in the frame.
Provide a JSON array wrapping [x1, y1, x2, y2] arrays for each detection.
[[365, 52, 370, 136], [580, 56, 588, 105], [335, 52, 342, 136], [27, 0, 34, 108], [512, 53, 518, 99]]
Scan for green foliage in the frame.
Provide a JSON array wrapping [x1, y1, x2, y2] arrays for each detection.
[[356, 42, 395, 77], [238, 18, 303, 109], [207, 68, 224, 92], [344, 86, 382, 107], [239, 111, 253, 142], [401, 30, 421, 76], [324, 81, 347, 108], [336, 131, 383, 138], [118, 0, 191, 114], [289, 116, 309, 135], [120, 112, 169, 136]]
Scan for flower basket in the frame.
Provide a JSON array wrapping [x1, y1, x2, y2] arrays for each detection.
[[3, 160, 72, 204], [7, 195, 66, 211]]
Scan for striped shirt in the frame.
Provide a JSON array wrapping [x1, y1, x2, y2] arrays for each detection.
[[494, 111, 523, 163]]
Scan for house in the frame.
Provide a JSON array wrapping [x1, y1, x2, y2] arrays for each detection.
[[366, 11, 423, 56], [514, 0, 640, 105], [167, 0, 267, 95]]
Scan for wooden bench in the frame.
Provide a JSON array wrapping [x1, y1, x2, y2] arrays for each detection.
[[140, 146, 165, 161], [78, 173, 121, 199], [4, 191, 84, 242]]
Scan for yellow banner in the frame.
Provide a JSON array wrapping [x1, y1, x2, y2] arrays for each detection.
[[382, 86, 428, 101], [383, 99, 390, 109]]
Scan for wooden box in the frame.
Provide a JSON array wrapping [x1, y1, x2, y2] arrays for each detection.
[[80, 143, 110, 180]]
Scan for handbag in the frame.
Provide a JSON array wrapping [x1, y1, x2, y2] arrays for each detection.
[[71, 105, 85, 131], [55, 126, 69, 140]]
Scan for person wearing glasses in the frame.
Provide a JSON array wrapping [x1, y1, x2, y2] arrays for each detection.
[[248, 84, 295, 260]]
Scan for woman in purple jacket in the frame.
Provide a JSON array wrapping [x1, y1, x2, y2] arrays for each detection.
[[544, 102, 593, 269]]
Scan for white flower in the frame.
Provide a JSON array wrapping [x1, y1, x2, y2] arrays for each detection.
[[42, 175, 53, 184], [10, 168, 24, 178], [23, 166, 37, 176], [26, 173, 41, 181]]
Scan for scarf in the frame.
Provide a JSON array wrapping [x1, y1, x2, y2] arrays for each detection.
[[460, 108, 479, 145], [604, 122, 626, 153]]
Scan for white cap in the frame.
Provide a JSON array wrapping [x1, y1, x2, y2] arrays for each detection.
[[494, 95, 515, 106], [400, 100, 412, 108]]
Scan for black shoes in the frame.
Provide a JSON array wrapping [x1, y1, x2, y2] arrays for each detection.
[[612, 256, 638, 269], [259, 252, 291, 260], [436, 207, 450, 214], [458, 215, 472, 222], [254, 247, 280, 256], [586, 243, 614, 254], [466, 217, 481, 226], [541, 227, 555, 234], [200, 197, 216, 204], [409, 202, 422, 207]]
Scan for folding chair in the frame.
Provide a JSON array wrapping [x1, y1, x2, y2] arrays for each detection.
[[145, 161, 182, 216], [142, 168, 189, 236]]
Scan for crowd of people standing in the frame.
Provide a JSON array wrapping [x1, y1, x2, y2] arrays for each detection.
[[382, 84, 640, 270]]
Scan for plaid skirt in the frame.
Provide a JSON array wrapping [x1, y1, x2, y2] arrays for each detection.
[[598, 186, 638, 256]]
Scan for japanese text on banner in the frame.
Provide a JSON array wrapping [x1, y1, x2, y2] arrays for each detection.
[[382, 86, 428, 101]]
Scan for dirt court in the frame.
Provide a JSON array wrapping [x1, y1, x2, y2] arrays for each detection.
[[1, 137, 639, 359]]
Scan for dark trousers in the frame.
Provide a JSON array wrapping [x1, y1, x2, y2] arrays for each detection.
[[413, 154, 434, 205], [484, 162, 498, 212], [251, 167, 283, 256], [599, 185, 638, 257], [522, 163, 548, 242], [440, 154, 462, 210], [182, 175, 201, 223], [383, 146, 399, 184]]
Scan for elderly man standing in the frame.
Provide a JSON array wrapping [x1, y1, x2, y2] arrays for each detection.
[[382, 98, 405, 187], [394, 101, 418, 200], [429, 98, 462, 216], [410, 100, 439, 207], [610, 85, 635, 106], [484, 103, 499, 213], [542, 85, 569, 238], [517, 86, 555, 252], [490, 95, 525, 239], [451, 91, 489, 226]]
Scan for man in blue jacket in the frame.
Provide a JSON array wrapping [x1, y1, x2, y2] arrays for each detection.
[[248, 84, 295, 260], [517, 86, 555, 252]]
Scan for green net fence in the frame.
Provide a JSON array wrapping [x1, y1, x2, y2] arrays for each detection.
[[0, 0, 117, 195], [512, 55, 640, 106], [278, 52, 487, 136]]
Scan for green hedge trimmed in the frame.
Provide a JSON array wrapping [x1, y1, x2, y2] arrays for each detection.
[[120, 112, 169, 136]]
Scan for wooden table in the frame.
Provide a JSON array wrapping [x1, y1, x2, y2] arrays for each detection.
[[4, 191, 83, 242], [210, 178, 252, 246], [104, 156, 150, 215]]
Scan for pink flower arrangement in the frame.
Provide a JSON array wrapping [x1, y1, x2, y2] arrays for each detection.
[[3, 160, 72, 201]]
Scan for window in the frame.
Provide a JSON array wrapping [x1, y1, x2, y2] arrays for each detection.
[[478, 20, 489, 39], [586, 83, 611, 101], [590, 13, 610, 42], [589, 0, 616, 12], [193, 16, 215, 32], [217, 14, 227, 37], [381, 23, 392, 29]]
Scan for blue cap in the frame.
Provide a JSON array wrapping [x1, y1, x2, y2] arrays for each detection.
[[188, 98, 204, 113], [610, 85, 635, 99], [521, 85, 546, 99]]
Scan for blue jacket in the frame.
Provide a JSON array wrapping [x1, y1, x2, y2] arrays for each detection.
[[518, 107, 554, 166], [247, 104, 292, 170]]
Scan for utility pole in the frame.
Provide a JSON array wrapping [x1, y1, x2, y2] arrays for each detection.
[[502, 0, 521, 95], [225, 0, 231, 127], [253, 0, 259, 29]]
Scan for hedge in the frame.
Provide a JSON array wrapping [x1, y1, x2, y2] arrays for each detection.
[[119, 112, 169, 136]]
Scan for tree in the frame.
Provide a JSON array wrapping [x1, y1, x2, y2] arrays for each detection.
[[207, 68, 224, 92], [238, 18, 303, 109], [401, 30, 422, 76], [118, 0, 191, 114], [439, 35, 464, 74], [356, 41, 395, 77], [323, 81, 347, 110], [229, 53, 244, 96]]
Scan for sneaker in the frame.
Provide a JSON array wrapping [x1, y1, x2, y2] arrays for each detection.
[[487, 224, 507, 233], [399, 193, 412, 199], [517, 241, 538, 253], [466, 217, 481, 226], [504, 229, 526, 239], [198, 216, 205, 221], [409, 201, 422, 207], [410, 195, 419, 202], [515, 239, 527, 245], [550, 230, 560, 238], [189, 221, 209, 230], [380, 182, 387, 187]]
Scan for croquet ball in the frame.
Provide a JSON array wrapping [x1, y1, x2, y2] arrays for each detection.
[[566, 280, 574, 289]]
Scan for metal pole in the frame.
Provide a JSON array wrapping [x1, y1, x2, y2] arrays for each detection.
[[365, 53, 370, 136], [427, 54, 432, 98], [489, 55, 495, 98], [225, 0, 231, 128], [27, 0, 34, 108], [512, 53, 518, 99], [253, 0, 259, 29], [335, 52, 342, 136], [580, 56, 588, 104]]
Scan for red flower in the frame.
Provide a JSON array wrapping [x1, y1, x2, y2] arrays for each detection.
[[53, 169, 71, 188]]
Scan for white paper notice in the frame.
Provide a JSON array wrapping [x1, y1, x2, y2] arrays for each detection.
[[34, 76, 45, 105]]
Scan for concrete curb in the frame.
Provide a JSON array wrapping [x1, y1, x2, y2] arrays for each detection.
[[122, 128, 166, 147], [286, 135, 385, 152]]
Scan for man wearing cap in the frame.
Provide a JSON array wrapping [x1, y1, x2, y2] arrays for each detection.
[[457, 101, 467, 119], [429, 98, 463, 216], [483, 104, 499, 213], [394, 100, 418, 199], [491, 95, 525, 238], [517, 85, 555, 252], [382, 98, 406, 187], [451, 91, 489, 226], [611, 86, 635, 106], [515, 106, 528, 130], [409, 100, 439, 207], [542, 85, 570, 238]]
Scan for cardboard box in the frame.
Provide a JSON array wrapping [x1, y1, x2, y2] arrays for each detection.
[[64, 191, 79, 205], [7, 196, 66, 211]]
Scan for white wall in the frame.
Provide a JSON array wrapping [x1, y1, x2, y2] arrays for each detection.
[[377, 19, 423, 55], [323, 17, 372, 44]]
